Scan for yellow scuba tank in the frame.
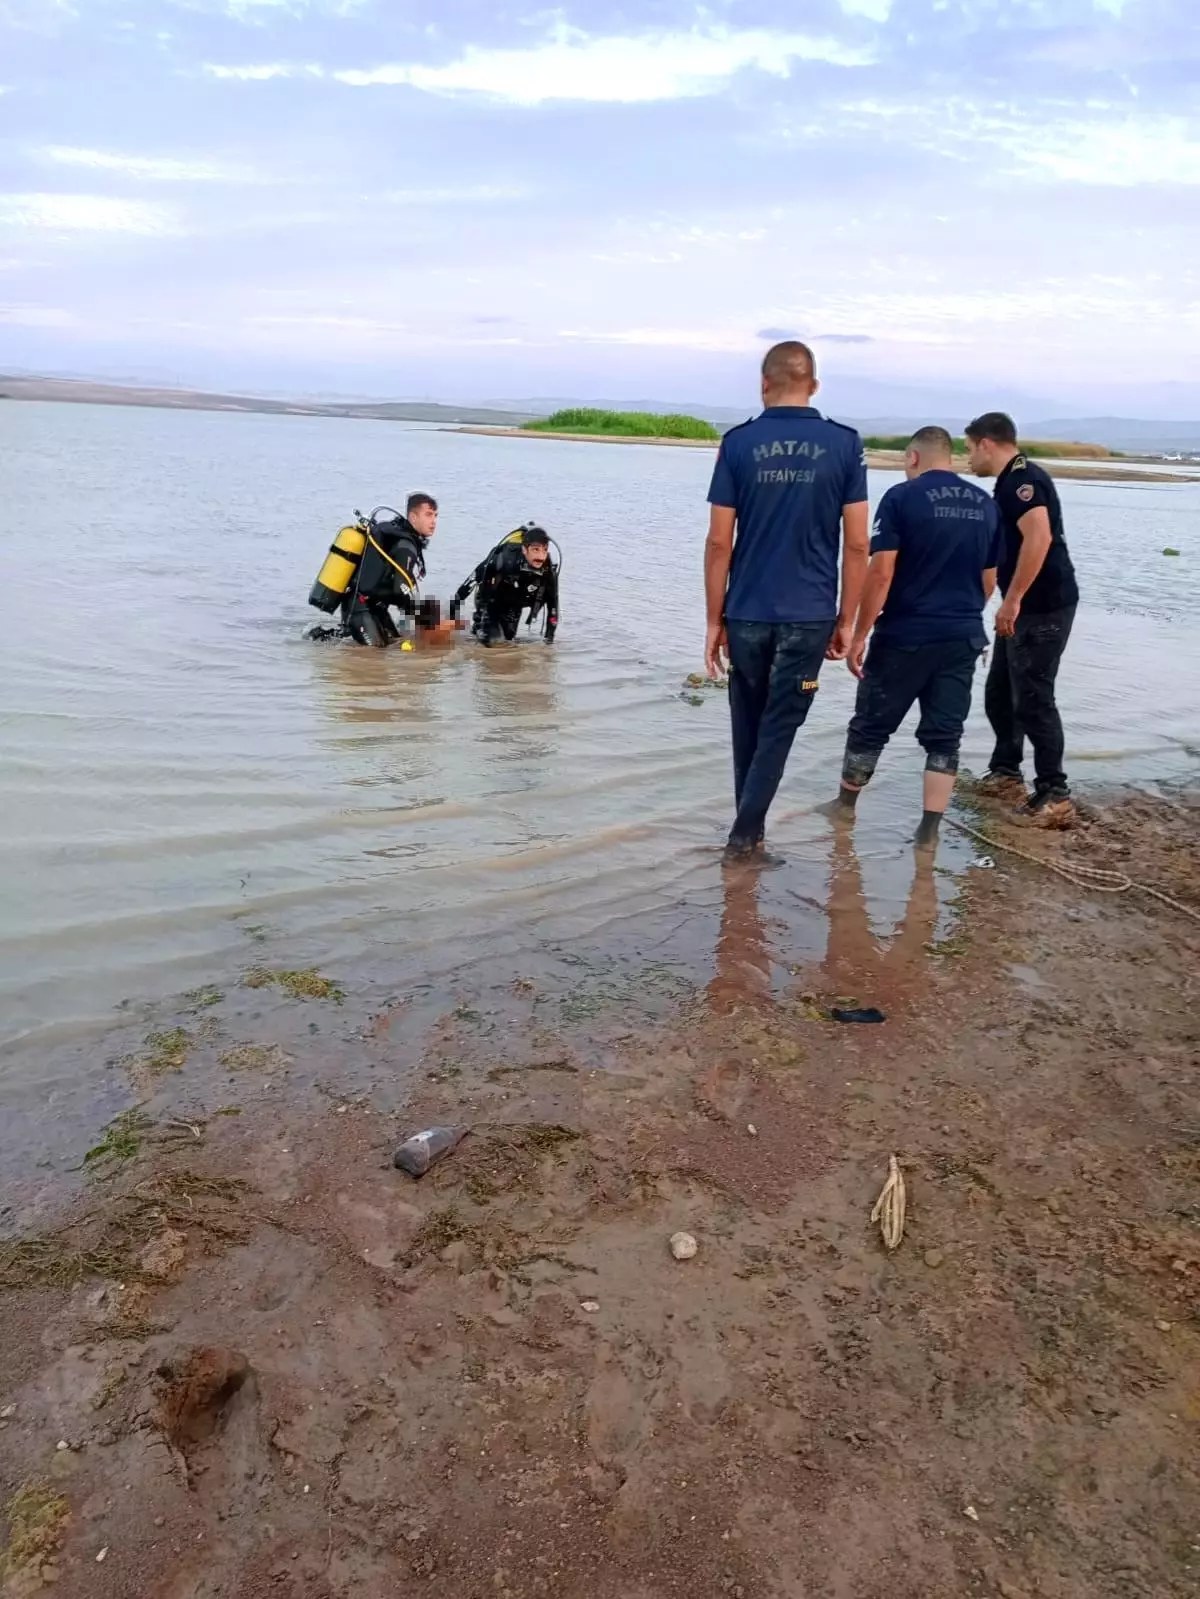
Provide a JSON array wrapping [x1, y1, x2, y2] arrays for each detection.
[[309, 523, 367, 613]]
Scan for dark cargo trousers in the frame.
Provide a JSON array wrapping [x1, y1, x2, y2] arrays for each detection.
[[725, 619, 834, 849]]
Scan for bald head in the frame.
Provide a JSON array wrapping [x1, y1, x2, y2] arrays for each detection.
[[905, 424, 954, 480], [761, 341, 819, 405]]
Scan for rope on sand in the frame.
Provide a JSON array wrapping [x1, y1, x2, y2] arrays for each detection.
[[871, 1155, 907, 1252], [947, 818, 1200, 923]]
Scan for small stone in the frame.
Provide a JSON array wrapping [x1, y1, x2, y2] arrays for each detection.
[[1156, 1320, 1173, 1332], [670, 1232, 698, 1261], [0, 1405, 15, 1419], [924, 1249, 945, 1269], [964, 1505, 980, 1522], [154, 1517, 165, 1527], [56, 1440, 71, 1452], [747, 1125, 758, 1137], [580, 1300, 600, 1313], [96, 1547, 109, 1563]]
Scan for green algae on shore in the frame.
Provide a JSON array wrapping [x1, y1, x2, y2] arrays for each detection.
[[243, 967, 344, 1003]]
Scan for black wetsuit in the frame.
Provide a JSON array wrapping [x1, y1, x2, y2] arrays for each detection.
[[342, 517, 427, 647], [453, 544, 558, 645]]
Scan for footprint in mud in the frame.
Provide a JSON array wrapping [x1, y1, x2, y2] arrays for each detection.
[[585, 1336, 665, 1465], [672, 1317, 733, 1425], [695, 1059, 752, 1123]]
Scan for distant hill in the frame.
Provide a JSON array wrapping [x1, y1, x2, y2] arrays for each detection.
[[0, 375, 544, 427], [5, 374, 1198, 456], [1022, 418, 1200, 454]]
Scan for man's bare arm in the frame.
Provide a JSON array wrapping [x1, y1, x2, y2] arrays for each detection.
[[853, 549, 898, 638], [1006, 507, 1052, 603], [982, 567, 998, 602], [845, 549, 897, 678], [995, 507, 1052, 636], [829, 501, 870, 659], [704, 504, 736, 677]]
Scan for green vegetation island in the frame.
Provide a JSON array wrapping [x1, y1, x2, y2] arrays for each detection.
[[520, 413, 1117, 459], [523, 407, 721, 441]]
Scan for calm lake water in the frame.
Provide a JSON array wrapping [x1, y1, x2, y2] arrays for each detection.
[[1, 399, 1197, 1071]]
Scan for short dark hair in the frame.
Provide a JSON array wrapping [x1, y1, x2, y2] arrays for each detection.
[[964, 412, 1017, 446], [521, 524, 549, 547], [909, 425, 953, 455], [761, 340, 817, 388], [407, 491, 437, 515]]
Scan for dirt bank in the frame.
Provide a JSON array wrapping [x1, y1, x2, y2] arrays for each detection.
[[2, 789, 1198, 1599]]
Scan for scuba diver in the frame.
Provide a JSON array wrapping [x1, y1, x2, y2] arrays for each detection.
[[450, 523, 560, 646], [307, 493, 438, 646]]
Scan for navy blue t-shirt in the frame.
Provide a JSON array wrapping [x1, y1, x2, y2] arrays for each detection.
[[871, 470, 1003, 647], [707, 406, 868, 623]]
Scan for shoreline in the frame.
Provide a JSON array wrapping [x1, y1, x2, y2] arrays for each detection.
[[2, 785, 1198, 1595], [450, 426, 1200, 483]]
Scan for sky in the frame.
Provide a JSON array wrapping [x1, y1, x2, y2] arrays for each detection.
[[1, 0, 1198, 416]]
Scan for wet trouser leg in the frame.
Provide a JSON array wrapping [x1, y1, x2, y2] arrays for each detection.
[[1006, 605, 1075, 793], [985, 605, 1074, 788], [844, 638, 981, 790], [343, 597, 399, 647], [476, 604, 521, 645], [984, 633, 1023, 777], [725, 619, 833, 849]]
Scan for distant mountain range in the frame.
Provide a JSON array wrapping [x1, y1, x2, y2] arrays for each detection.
[[4, 373, 1199, 455]]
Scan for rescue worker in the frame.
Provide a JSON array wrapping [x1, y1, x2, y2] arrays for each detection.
[[704, 340, 869, 862], [451, 524, 559, 645], [964, 413, 1079, 826], [342, 492, 438, 646], [834, 425, 1002, 847]]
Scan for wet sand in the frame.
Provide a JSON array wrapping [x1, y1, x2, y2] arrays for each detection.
[[2, 785, 1198, 1598], [452, 427, 1200, 482]]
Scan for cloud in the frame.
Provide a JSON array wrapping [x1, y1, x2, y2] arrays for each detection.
[[0, 194, 182, 234], [38, 147, 256, 183], [816, 333, 875, 344], [205, 62, 323, 80], [834, 99, 1200, 187], [329, 23, 875, 103], [839, 0, 893, 18], [756, 326, 800, 340]]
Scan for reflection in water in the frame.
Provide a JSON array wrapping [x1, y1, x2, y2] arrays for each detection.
[[306, 633, 446, 731], [822, 817, 939, 1003], [708, 860, 773, 1013], [467, 644, 563, 778], [707, 819, 943, 1017]]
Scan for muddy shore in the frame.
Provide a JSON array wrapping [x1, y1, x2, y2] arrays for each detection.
[[2, 787, 1198, 1598]]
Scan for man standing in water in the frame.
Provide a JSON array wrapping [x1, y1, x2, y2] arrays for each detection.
[[704, 341, 869, 860], [834, 426, 1001, 847], [964, 414, 1079, 826]]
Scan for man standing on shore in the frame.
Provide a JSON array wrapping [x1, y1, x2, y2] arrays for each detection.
[[704, 341, 869, 860], [964, 414, 1079, 826], [834, 426, 1001, 847]]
